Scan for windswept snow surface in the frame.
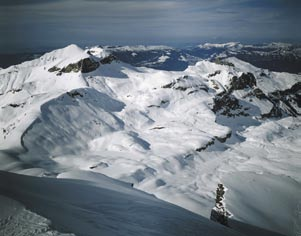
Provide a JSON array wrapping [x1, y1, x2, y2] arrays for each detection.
[[0, 195, 75, 236], [0, 44, 300, 236], [0, 170, 241, 236]]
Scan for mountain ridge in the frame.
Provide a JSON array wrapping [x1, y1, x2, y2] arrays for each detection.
[[0, 44, 300, 236]]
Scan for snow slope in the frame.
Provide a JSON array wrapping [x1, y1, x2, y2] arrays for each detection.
[[0, 44, 300, 236], [0, 170, 241, 236], [0, 195, 75, 236], [0, 44, 88, 151]]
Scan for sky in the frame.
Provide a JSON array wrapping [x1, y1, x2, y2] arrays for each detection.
[[0, 0, 300, 53]]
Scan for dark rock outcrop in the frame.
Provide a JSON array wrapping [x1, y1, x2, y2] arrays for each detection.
[[215, 132, 232, 143], [80, 58, 100, 73], [253, 87, 268, 99], [262, 105, 283, 118], [196, 139, 215, 152], [212, 92, 248, 117], [214, 58, 235, 67], [66, 90, 83, 98], [208, 70, 221, 78], [162, 81, 176, 89], [9, 88, 22, 94], [268, 82, 301, 116], [162, 76, 209, 92], [210, 183, 231, 226], [261, 82, 301, 118], [231, 73, 256, 90], [48, 57, 99, 74], [100, 55, 117, 64], [8, 103, 25, 108], [48, 66, 60, 72], [61, 58, 99, 73]]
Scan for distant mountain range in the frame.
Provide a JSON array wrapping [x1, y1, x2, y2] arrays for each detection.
[[1, 42, 301, 73], [106, 42, 301, 73]]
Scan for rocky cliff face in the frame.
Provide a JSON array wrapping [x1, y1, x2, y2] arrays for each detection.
[[211, 70, 300, 119], [48, 57, 100, 75]]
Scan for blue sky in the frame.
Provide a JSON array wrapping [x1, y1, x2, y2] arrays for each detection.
[[0, 0, 300, 53]]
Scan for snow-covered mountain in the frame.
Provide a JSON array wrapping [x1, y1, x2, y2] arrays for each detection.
[[0, 44, 300, 236]]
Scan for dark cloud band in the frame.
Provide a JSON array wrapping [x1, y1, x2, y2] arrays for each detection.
[[0, 0, 300, 53]]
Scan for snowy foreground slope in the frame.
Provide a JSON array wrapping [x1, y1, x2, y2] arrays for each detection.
[[0, 44, 300, 236], [0, 170, 242, 236]]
